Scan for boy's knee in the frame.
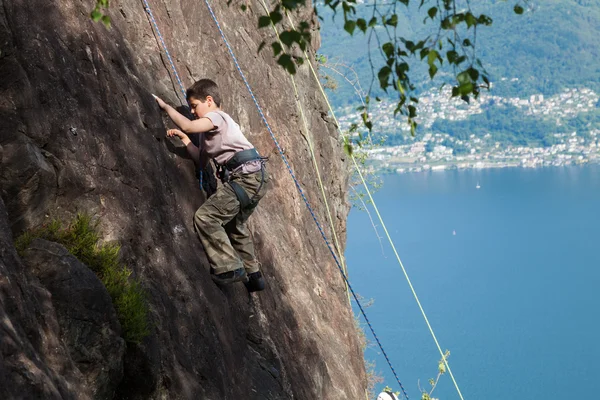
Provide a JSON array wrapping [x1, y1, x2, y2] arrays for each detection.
[[194, 209, 217, 231]]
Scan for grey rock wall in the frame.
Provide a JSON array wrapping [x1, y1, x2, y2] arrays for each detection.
[[0, 0, 364, 399]]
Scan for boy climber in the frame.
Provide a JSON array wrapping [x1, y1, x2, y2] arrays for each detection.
[[153, 79, 269, 292]]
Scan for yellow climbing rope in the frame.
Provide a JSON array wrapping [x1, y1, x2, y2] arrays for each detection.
[[258, 0, 351, 303], [272, 7, 467, 400]]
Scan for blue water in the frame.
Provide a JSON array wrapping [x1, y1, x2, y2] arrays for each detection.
[[345, 165, 600, 400]]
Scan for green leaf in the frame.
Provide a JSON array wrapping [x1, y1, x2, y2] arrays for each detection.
[[514, 5, 524, 14], [344, 20, 356, 35], [477, 14, 493, 26], [91, 9, 102, 22], [457, 71, 471, 84], [386, 14, 398, 27], [441, 17, 451, 29], [393, 102, 403, 116], [428, 7, 437, 19], [361, 111, 369, 124], [343, 141, 353, 156], [408, 105, 417, 118], [446, 50, 458, 64], [465, 12, 477, 28], [467, 67, 479, 81], [429, 64, 438, 79], [101, 15, 111, 27], [368, 17, 377, 27], [395, 62, 409, 79], [356, 18, 367, 33], [382, 42, 394, 58], [427, 49, 439, 66], [459, 81, 474, 95], [378, 66, 392, 91]]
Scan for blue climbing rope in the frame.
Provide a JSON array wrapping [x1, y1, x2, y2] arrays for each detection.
[[201, 2, 409, 398], [142, 0, 207, 188], [141, 0, 409, 397], [142, 0, 187, 102]]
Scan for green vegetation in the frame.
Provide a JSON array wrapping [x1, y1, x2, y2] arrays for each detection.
[[90, 0, 111, 27], [474, 0, 600, 98], [258, 0, 529, 135], [430, 105, 561, 147], [15, 214, 150, 344], [366, 360, 385, 399], [419, 350, 450, 400], [320, 0, 600, 108]]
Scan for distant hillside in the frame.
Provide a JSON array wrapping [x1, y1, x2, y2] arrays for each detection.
[[317, 0, 600, 151], [318, 0, 600, 107]]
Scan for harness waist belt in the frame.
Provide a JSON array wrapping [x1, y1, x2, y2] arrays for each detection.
[[224, 148, 261, 171]]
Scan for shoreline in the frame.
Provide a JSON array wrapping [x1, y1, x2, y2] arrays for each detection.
[[371, 158, 600, 174]]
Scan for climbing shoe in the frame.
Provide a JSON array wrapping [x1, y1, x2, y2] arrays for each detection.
[[244, 271, 265, 292], [211, 267, 247, 285]]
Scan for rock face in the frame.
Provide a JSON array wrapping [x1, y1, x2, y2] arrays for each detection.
[[22, 239, 126, 399], [0, 197, 90, 400], [0, 0, 364, 399]]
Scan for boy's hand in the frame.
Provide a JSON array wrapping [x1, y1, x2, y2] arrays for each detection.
[[167, 129, 191, 146], [166, 129, 185, 138], [152, 94, 168, 110]]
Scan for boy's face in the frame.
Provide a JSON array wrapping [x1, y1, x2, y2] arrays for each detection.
[[189, 96, 213, 118]]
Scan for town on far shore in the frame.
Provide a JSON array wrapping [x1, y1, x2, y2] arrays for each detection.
[[337, 85, 600, 173]]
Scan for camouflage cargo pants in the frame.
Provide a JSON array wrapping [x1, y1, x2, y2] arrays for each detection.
[[193, 167, 269, 275]]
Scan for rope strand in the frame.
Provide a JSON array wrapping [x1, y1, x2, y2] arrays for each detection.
[[280, 10, 466, 400], [200, 1, 408, 397], [141, 0, 408, 397], [141, 0, 187, 103]]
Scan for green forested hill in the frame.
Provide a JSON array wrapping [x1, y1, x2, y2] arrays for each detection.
[[474, 0, 600, 96], [318, 0, 600, 107], [317, 0, 600, 147]]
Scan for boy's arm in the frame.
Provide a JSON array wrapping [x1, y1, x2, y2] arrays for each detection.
[[153, 95, 215, 134], [166, 129, 205, 167]]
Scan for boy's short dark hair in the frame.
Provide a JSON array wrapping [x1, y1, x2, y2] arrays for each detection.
[[186, 79, 222, 107]]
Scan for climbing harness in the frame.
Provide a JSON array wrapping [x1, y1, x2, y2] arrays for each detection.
[[216, 148, 268, 212], [141, 0, 408, 397], [199, 1, 410, 397]]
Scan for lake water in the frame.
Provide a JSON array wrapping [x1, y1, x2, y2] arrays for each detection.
[[345, 165, 600, 400]]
